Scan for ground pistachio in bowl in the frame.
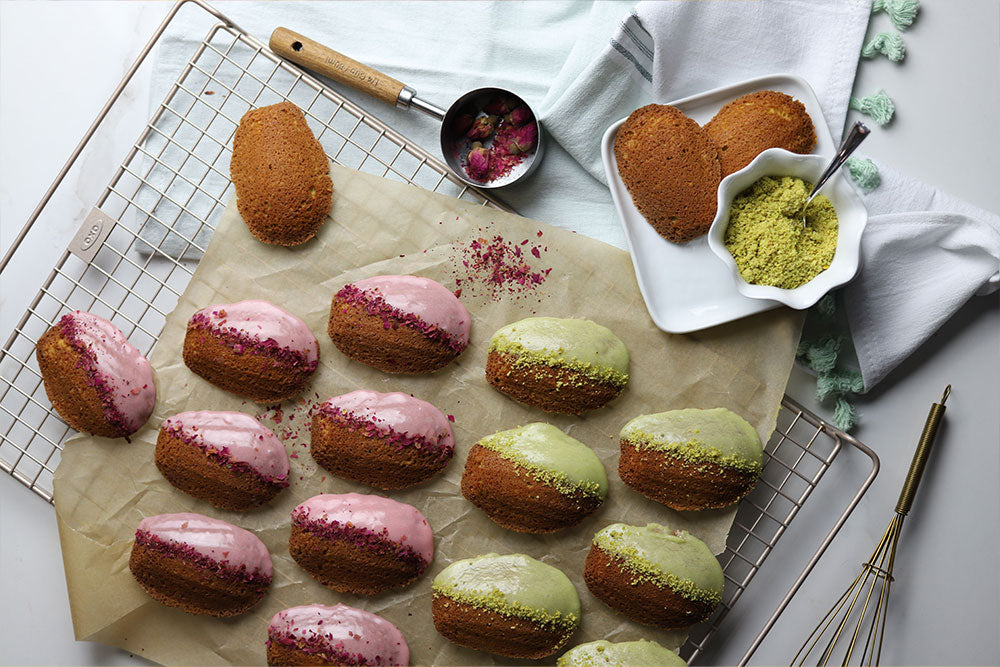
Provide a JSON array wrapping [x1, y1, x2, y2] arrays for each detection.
[[723, 175, 838, 289]]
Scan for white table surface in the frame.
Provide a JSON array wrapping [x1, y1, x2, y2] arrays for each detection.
[[1, 1, 997, 665]]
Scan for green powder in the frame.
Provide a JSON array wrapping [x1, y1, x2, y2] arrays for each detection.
[[724, 176, 839, 289]]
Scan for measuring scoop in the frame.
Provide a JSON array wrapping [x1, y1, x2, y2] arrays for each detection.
[[270, 27, 544, 189]]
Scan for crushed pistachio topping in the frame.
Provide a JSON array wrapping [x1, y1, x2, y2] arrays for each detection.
[[432, 583, 579, 631], [490, 340, 629, 388], [593, 524, 723, 607], [478, 423, 608, 500], [620, 408, 763, 475], [626, 431, 762, 475]]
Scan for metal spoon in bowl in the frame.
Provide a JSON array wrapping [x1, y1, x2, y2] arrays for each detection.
[[799, 121, 870, 225]]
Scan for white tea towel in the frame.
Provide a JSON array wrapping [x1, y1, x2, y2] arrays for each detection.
[[843, 162, 1000, 388]]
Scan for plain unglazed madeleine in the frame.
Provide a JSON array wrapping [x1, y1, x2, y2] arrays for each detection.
[[310, 390, 455, 490], [614, 103, 721, 243], [182, 299, 319, 403], [154, 410, 290, 511], [128, 512, 273, 617], [460, 422, 608, 533], [618, 407, 763, 510], [230, 100, 333, 246], [583, 522, 724, 630], [266, 603, 410, 666], [328, 275, 471, 374], [35, 310, 155, 438], [289, 493, 434, 595], [431, 553, 581, 659], [704, 90, 817, 177], [485, 316, 629, 414]]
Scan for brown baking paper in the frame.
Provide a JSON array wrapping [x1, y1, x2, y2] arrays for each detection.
[[54, 165, 801, 666]]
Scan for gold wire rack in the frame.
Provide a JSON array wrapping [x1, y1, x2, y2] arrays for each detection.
[[0, 2, 878, 663]]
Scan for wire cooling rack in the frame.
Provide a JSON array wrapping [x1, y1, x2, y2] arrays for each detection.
[[0, 1, 878, 663]]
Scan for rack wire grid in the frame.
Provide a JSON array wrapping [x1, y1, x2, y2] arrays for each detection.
[[0, 1, 878, 664]]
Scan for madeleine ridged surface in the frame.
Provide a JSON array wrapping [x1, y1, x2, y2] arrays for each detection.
[[704, 90, 817, 177], [614, 104, 721, 243], [231, 101, 333, 246]]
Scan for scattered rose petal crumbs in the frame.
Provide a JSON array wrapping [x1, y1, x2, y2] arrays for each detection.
[[449, 225, 551, 301]]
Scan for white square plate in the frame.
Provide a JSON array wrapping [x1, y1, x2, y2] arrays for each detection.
[[601, 74, 835, 333]]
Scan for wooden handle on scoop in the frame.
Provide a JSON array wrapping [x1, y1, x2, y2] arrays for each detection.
[[269, 26, 407, 107]]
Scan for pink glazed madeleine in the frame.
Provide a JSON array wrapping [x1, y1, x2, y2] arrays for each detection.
[[129, 512, 273, 617], [155, 410, 290, 510], [311, 390, 455, 490], [266, 603, 410, 666], [35, 310, 155, 438], [183, 299, 319, 402], [289, 492, 434, 595], [328, 275, 471, 374]]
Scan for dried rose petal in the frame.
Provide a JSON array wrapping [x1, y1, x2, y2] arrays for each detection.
[[505, 106, 534, 127], [499, 123, 538, 155], [465, 114, 498, 140], [465, 143, 490, 181]]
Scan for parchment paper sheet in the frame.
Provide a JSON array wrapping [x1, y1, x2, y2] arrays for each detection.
[[53, 166, 801, 666]]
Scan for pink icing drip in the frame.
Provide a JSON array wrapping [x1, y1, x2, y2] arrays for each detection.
[[351, 276, 470, 345], [267, 603, 409, 666], [321, 390, 454, 453], [58, 311, 155, 435], [137, 512, 272, 577], [292, 493, 433, 564], [190, 300, 319, 364], [162, 410, 290, 482]]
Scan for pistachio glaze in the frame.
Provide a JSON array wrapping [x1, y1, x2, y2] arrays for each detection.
[[593, 523, 724, 607], [557, 639, 686, 667], [432, 553, 580, 630], [489, 317, 629, 387], [478, 423, 608, 499], [620, 407, 762, 475]]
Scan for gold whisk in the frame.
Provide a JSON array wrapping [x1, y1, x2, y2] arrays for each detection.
[[792, 385, 951, 667]]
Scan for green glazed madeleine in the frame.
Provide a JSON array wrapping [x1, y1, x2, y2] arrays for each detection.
[[432, 553, 581, 631], [593, 523, 724, 608], [489, 317, 630, 388], [478, 423, 609, 500], [620, 407, 763, 475], [557, 639, 686, 667]]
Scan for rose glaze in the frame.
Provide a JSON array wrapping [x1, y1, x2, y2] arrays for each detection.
[[162, 410, 290, 482], [292, 493, 433, 564], [320, 390, 454, 453], [350, 275, 471, 345], [58, 310, 155, 434], [189, 300, 318, 364], [136, 512, 272, 577], [267, 603, 409, 666]]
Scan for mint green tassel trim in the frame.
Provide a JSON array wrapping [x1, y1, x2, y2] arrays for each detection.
[[846, 157, 881, 193], [850, 90, 895, 125], [834, 397, 858, 431], [862, 31, 906, 62], [797, 333, 846, 374], [872, 0, 920, 31], [817, 367, 865, 402], [814, 293, 837, 320], [797, 293, 865, 431]]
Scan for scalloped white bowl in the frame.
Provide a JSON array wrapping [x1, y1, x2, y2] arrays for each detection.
[[706, 148, 868, 310]]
